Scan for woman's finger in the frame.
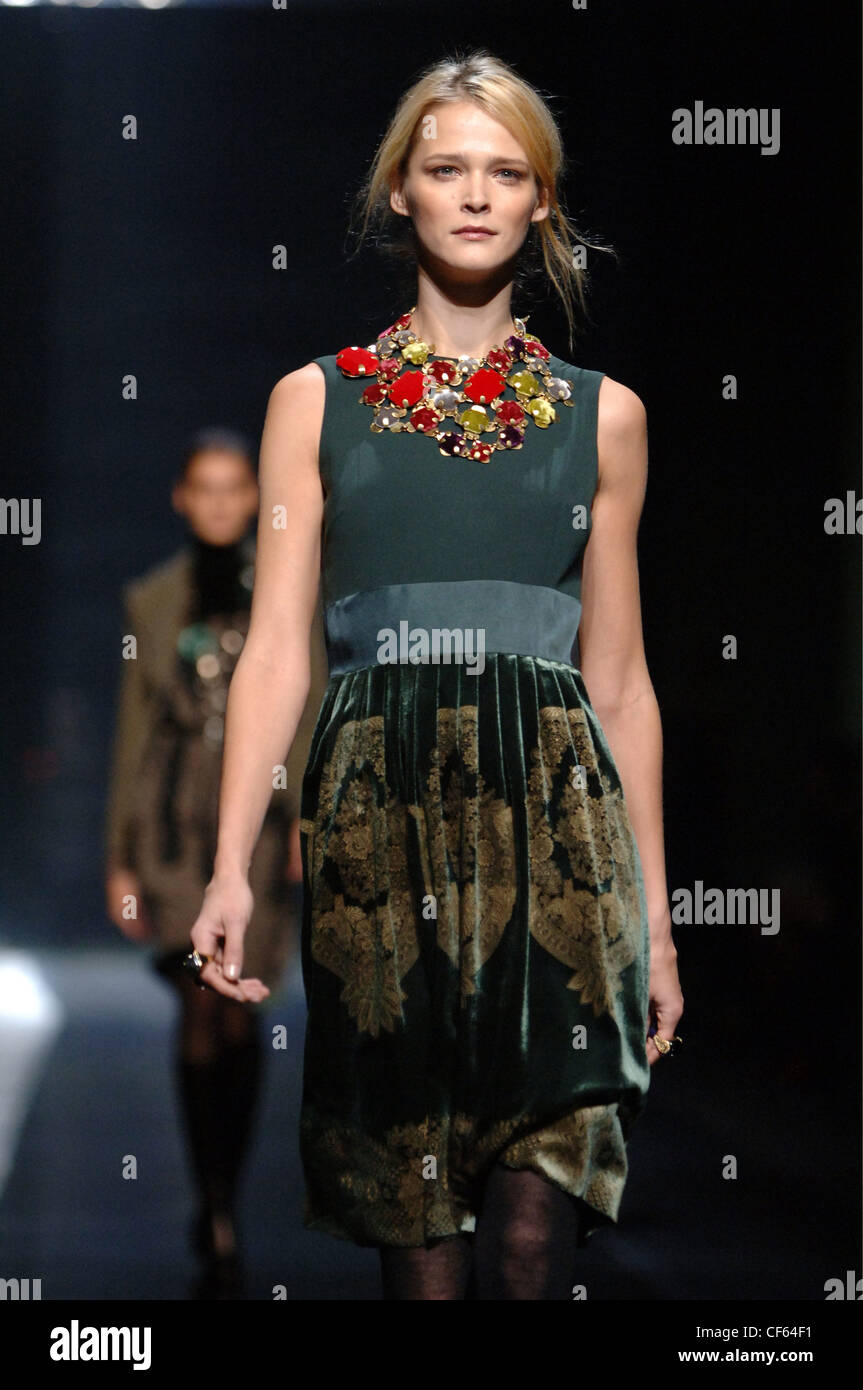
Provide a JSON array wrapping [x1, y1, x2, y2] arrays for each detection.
[[196, 958, 270, 1002], [220, 920, 247, 984], [196, 961, 252, 1002], [190, 918, 224, 960], [646, 1001, 683, 1065], [196, 960, 246, 1000]]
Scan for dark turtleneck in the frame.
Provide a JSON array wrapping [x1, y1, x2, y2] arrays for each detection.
[[189, 535, 248, 621]]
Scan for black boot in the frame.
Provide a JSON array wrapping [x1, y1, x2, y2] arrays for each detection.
[[175, 1030, 262, 1300]]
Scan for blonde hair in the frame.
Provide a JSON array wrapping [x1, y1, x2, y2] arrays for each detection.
[[348, 47, 616, 354]]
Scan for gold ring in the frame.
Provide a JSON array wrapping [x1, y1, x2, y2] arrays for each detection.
[[182, 949, 211, 989]]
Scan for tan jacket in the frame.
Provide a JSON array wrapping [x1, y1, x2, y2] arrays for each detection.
[[104, 542, 330, 868]]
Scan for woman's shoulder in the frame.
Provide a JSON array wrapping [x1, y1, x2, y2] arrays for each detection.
[[125, 547, 191, 601], [549, 353, 645, 421], [264, 362, 329, 442], [269, 359, 329, 398]]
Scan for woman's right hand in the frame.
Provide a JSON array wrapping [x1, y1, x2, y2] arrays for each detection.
[[189, 871, 269, 1003]]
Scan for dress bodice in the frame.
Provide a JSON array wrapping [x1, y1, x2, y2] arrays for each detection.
[[313, 352, 605, 611]]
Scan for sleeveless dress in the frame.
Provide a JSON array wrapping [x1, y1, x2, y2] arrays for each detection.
[[298, 343, 652, 1249]]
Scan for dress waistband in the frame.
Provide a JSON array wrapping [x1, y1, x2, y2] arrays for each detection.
[[323, 580, 582, 676]]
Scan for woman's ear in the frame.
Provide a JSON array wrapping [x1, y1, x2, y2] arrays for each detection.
[[530, 185, 551, 224], [389, 179, 410, 219]]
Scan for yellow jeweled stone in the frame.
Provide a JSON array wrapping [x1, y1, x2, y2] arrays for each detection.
[[457, 404, 490, 433], [402, 339, 431, 364], [525, 396, 556, 427], [508, 369, 540, 397]]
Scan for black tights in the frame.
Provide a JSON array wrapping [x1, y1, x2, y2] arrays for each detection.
[[155, 953, 262, 1230], [379, 1164, 585, 1300]]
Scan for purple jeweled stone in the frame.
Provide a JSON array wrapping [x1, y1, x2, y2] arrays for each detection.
[[437, 430, 465, 456], [498, 424, 525, 449]]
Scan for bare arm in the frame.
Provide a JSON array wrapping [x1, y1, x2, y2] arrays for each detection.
[[190, 362, 326, 998], [579, 376, 683, 1059]]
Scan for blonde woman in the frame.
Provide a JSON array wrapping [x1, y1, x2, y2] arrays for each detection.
[[189, 48, 683, 1300]]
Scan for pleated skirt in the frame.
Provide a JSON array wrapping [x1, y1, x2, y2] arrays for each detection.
[[298, 652, 651, 1248]]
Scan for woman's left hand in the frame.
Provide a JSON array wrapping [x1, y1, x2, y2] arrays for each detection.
[[646, 914, 684, 1066]]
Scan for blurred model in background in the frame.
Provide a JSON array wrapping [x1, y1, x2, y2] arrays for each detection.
[[104, 428, 329, 1297]]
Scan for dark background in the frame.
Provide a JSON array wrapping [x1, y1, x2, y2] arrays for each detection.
[[0, 0, 859, 1301]]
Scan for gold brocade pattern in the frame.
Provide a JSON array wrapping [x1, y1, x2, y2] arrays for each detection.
[[408, 706, 517, 999], [526, 707, 646, 1019], [300, 716, 419, 1037], [298, 663, 651, 1249], [301, 1100, 629, 1247], [301, 702, 644, 1034]]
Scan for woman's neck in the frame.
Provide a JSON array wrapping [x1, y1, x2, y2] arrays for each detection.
[[408, 278, 518, 360], [189, 533, 248, 620], [192, 534, 244, 555]]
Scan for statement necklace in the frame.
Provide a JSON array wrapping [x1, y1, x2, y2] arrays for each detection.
[[335, 306, 573, 463]]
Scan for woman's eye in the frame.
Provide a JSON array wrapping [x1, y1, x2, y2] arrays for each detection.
[[430, 166, 524, 180]]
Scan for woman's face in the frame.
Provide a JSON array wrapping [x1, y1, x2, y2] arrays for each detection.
[[172, 450, 259, 546], [391, 100, 549, 282]]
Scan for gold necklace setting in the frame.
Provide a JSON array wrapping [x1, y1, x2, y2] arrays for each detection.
[[335, 306, 573, 463]]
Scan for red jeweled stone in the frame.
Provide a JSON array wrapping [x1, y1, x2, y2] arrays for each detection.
[[467, 440, 493, 463], [388, 370, 426, 408], [361, 381, 388, 405], [377, 357, 401, 381], [410, 405, 441, 433], [336, 345, 379, 377], [380, 312, 412, 338], [486, 346, 512, 372], [463, 367, 506, 404], [495, 399, 526, 425], [426, 359, 458, 386], [525, 339, 550, 361]]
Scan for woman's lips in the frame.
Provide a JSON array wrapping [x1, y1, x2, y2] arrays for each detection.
[[453, 229, 495, 239]]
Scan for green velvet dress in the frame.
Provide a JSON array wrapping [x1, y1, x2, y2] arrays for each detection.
[[298, 342, 651, 1249]]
